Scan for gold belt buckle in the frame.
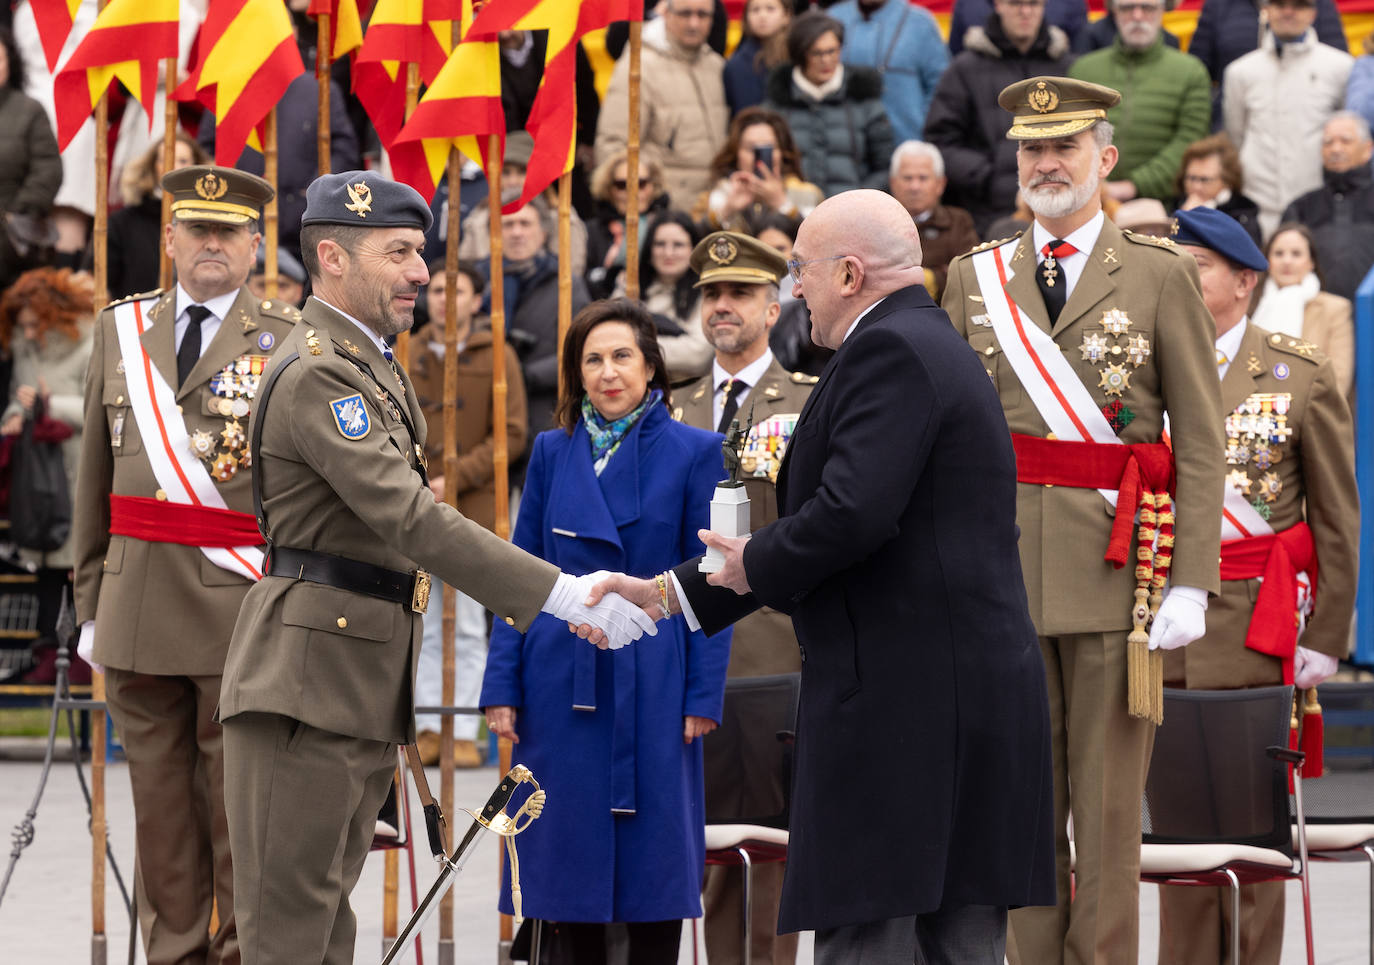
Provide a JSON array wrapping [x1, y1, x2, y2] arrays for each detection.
[[411, 568, 432, 613]]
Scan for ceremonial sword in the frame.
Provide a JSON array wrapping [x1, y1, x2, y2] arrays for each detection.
[[382, 764, 545, 963]]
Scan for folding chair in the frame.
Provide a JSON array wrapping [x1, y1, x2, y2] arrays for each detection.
[[1140, 685, 1315, 965], [1294, 682, 1374, 965], [695, 672, 801, 965]]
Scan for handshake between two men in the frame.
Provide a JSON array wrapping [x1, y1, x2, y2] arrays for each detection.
[[559, 530, 751, 649]]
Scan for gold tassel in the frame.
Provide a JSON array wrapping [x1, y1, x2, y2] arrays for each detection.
[[1127, 585, 1155, 721]]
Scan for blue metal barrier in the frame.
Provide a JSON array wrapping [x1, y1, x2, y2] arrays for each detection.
[[1354, 266, 1374, 666]]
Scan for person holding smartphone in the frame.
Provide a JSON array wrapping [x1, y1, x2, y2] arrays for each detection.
[[692, 107, 825, 233]]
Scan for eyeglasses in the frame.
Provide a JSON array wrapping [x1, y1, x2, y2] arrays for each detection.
[[1115, 2, 1163, 13], [1183, 173, 1222, 186], [786, 254, 847, 283], [807, 44, 842, 59], [612, 177, 652, 191]]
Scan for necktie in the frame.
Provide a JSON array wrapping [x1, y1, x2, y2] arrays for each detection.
[[177, 304, 211, 387], [717, 378, 745, 434], [1036, 239, 1078, 324]]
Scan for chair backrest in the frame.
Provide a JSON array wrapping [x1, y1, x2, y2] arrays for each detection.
[[1142, 686, 1295, 852], [1299, 681, 1374, 824], [703, 672, 801, 829]]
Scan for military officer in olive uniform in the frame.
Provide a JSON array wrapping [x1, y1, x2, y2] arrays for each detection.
[[942, 78, 1226, 965], [1158, 207, 1358, 965], [217, 172, 655, 965], [673, 230, 813, 965], [72, 166, 298, 965]]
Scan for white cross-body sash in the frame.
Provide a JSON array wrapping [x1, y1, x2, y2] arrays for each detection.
[[971, 241, 1119, 506], [111, 298, 263, 581]]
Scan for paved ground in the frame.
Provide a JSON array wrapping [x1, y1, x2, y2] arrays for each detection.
[[0, 743, 1369, 963]]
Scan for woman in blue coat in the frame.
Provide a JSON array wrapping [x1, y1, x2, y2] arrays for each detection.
[[480, 298, 731, 963]]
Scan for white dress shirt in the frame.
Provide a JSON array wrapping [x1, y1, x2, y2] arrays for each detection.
[[711, 350, 776, 431], [173, 285, 237, 359], [1032, 209, 1105, 300], [1214, 317, 1247, 381]]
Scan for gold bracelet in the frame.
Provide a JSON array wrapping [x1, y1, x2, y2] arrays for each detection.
[[654, 573, 672, 620]]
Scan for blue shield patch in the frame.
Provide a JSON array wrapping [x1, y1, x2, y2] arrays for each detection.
[[331, 394, 371, 439]]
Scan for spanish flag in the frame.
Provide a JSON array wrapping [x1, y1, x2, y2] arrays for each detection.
[[176, 0, 305, 165], [469, 0, 640, 213], [308, 0, 367, 60], [51, 0, 180, 151], [389, 17, 503, 201], [354, 0, 455, 149], [30, 0, 82, 73]]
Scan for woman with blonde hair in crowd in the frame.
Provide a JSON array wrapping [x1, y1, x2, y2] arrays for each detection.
[[724, 0, 794, 114], [1253, 222, 1355, 399], [0, 267, 95, 682], [585, 148, 671, 300], [692, 106, 824, 233], [85, 131, 207, 300]]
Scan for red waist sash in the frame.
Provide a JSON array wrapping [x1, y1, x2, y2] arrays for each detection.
[[1010, 434, 1175, 568], [1219, 521, 1317, 683], [109, 493, 262, 548]]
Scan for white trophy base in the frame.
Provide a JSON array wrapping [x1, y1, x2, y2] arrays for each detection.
[[700, 483, 751, 574]]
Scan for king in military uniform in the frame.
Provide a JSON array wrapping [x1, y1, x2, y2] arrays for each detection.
[[72, 165, 298, 964], [673, 230, 814, 965], [217, 172, 655, 964], [1160, 207, 1358, 965], [942, 78, 1227, 964]]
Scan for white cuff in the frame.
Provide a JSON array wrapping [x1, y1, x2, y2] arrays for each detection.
[[670, 571, 701, 633]]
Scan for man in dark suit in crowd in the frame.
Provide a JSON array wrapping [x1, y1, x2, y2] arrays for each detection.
[[588, 189, 1056, 964]]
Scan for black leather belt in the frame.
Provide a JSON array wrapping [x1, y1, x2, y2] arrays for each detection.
[[267, 546, 432, 612]]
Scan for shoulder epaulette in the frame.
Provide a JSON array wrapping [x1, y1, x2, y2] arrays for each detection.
[[256, 299, 305, 324], [104, 288, 163, 310], [965, 237, 1014, 256], [1122, 228, 1180, 252], [790, 371, 819, 384], [1263, 331, 1324, 364]]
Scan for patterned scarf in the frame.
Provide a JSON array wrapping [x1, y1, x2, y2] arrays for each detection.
[[582, 388, 662, 476]]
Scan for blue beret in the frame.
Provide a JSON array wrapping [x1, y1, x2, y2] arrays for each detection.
[[302, 170, 433, 232], [1171, 207, 1267, 272]]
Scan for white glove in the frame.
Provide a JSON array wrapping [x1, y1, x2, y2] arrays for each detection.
[[541, 571, 658, 651], [1293, 646, 1338, 689], [1147, 585, 1208, 651], [77, 620, 104, 674]]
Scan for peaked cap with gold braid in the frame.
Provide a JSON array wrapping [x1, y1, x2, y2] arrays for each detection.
[[999, 77, 1122, 141]]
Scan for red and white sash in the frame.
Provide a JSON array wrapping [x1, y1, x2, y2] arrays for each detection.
[[1221, 476, 1312, 628], [971, 240, 1120, 506], [111, 298, 263, 581]]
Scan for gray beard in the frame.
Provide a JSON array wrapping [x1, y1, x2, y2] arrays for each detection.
[[1023, 168, 1101, 221]]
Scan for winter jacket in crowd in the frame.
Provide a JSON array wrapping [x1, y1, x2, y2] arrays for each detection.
[[923, 19, 1075, 235], [947, 0, 1086, 54], [1345, 55, 1374, 134], [1069, 35, 1211, 202], [827, 0, 950, 145], [723, 35, 771, 115], [1282, 163, 1374, 302], [1189, 0, 1348, 83], [1224, 27, 1353, 237], [763, 64, 895, 198], [596, 18, 730, 212]]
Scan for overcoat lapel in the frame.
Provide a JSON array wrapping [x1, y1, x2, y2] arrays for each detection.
[[1054, 220, 1125, 338], [1002, 231, 1053, 336], [138, 291, 179, 391], [547, 421, 627, 555], [1220, 323, 1261, 415]]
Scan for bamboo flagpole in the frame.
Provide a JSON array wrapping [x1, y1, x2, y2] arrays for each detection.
[[486, 133, 518, 947], [263, 109, 279, 300], [159, 56, 177, 290], [317, 11, 332, 177], [91, 26, 110, 960], [436, 22, 464, 965], [623, 19, 642, 301], [393, 61, 423, 370], [556, 171, 572, 397]]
